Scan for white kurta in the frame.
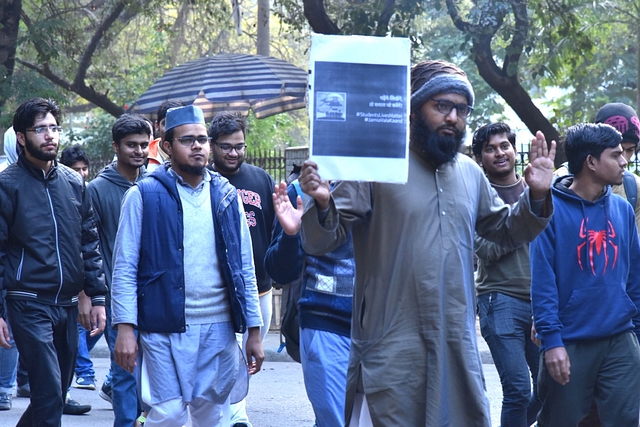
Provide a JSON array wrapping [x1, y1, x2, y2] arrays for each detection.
[[301, 152, 552, 426]]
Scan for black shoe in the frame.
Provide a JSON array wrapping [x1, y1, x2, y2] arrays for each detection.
[[16, 383, 30, 398], [63, 398, 91, 415], [232, 424, 251, 427], [99, 381, 113, 406]]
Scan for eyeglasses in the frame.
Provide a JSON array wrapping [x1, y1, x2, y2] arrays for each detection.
[[173, 136, 212, 147], [25, 125, 63, 135], [429, 98, 473, 118], [215, 142, 246, 154]]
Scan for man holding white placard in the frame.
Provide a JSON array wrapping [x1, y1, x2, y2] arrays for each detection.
[[299, 59, 556, 426]]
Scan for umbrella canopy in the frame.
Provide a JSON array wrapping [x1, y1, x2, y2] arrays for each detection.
[[131, 53, 308, 120]]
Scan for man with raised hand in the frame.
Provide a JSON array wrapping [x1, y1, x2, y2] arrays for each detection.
[[300, 60, 555, 426]]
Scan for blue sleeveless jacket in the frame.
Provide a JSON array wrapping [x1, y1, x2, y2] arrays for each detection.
[[135, 167, 248, 333]]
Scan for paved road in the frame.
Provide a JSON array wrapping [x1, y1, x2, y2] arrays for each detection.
[[2, 332, 506, 426]]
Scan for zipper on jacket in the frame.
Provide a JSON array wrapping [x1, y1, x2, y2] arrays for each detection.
[[16, 248, 24, 281], [45, 187, 64, 304]]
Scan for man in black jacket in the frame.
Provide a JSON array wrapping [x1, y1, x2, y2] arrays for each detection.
[[0, 98, 107, 427]]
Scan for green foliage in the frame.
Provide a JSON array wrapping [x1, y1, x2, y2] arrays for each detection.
[[69, 111, 116, 178], [0, 69, 67, 128], [245, 109, 308, 150]]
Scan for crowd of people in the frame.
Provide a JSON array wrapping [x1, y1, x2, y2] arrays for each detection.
[[0, 57, 639, 427]]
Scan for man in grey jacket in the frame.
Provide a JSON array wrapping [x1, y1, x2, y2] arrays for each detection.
[[87, 113, 150, 427]]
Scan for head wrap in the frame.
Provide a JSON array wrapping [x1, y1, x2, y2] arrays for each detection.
[[595, 103, 640, 145], [410, 73, 475, 112], [165, 105, 205, 132]]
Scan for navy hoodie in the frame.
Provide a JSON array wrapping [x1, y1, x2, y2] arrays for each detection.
[[531, 176, 640, 351]]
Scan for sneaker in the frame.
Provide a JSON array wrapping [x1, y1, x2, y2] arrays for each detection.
[[63, 398, 91, 415], [16, 383, 30, 398], [0, 393, 11, 410], [99, 381, 112, 406], [73, 376, 96, 390]]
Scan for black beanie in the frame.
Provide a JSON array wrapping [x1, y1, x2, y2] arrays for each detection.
[[595, 103, 640, 145]]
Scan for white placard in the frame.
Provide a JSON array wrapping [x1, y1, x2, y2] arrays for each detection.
[[308, 34, 411, 183]]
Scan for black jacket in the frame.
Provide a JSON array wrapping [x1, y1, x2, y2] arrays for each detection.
[[0, 154, 106, 317]]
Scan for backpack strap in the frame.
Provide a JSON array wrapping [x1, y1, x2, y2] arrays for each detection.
[[623, 170, 638, 208]]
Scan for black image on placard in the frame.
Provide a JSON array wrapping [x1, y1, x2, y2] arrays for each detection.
[[312, 61, 406, 158]]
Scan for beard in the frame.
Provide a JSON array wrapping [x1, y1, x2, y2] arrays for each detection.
[[410, 113, 465, 166], [24, 134, 58, 162], [177, 163, 206, 177]]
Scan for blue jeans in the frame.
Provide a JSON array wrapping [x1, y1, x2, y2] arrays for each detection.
[[75, 320, 103, 378], [478, 292, 541, 427], [105, 303, 141, 427], [300, 327, 350, 427], [0, 304, 18, 394]]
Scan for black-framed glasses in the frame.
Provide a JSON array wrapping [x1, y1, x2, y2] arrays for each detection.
[[25, 125, 63, 135], [174, 136, 212, 147], [429, 98, 473, 118], [215, 142, 246, 154]]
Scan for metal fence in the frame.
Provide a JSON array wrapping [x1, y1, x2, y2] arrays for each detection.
[[245, 148, 287, 183], [512, 142, 640, 175]]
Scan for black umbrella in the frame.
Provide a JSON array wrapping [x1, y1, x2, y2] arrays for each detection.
[[131, 53, 308, 119]]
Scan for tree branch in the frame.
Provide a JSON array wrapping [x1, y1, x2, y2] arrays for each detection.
[[74, 0, 126, 88], [302, 0, 340, 34], [17, 59, 124, 117], [503, 0, 528, 76]]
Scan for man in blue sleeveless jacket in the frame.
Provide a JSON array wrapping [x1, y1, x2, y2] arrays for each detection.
[[111, 105, 264, 427]]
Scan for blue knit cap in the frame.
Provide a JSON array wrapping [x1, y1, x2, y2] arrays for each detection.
[[165, 105, 205, 132], [410, 73, 475, 112]]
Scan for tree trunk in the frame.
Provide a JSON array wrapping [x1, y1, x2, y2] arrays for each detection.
[[257, 0, 270, 56], [472, 41, 563, 164], [0, 0, 21, 106]]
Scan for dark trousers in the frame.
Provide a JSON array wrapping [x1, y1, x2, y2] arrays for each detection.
[[7, 299, 78, 427], [537, 332, 640, 427]]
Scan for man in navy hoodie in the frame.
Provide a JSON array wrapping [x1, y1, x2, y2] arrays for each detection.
[[531, 123, 640, 427]]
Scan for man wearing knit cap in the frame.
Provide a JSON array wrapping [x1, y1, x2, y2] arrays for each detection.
[[299, 59, 556, 426], [111, 105, 264, 426], [597, 103, 640, 231]]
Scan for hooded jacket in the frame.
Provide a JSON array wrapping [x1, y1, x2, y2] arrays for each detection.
[[87, 162, 147, 291], [0, 154, 106, 317], [531, 176, 640, 351]]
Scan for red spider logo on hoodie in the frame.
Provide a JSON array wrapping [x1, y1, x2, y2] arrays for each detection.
[[577, 219, 618, 275]]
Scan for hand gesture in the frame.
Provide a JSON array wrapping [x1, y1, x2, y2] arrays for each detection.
[[525, 131, 557, 200], [273, 182, 303, 236], [299, 161, 330, 210]]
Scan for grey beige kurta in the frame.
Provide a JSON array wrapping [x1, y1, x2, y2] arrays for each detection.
[[301, 152, 552, 426]]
